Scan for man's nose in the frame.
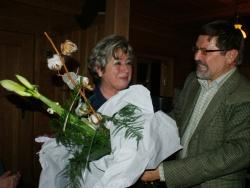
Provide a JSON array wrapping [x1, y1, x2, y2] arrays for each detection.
[[194, 50, 203, 61]]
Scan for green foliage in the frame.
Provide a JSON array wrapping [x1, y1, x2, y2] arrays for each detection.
[[105, 103, 144, 146], [50, 91, 111, 188], [50, 102, 144, 188]]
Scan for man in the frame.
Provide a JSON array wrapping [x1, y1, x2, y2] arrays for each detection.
[[141, 20, 250, 187]]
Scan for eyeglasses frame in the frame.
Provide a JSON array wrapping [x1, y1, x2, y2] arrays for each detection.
[[192, 47, 226, 55]]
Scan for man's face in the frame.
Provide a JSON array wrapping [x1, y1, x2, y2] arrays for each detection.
[[194, 35, 235, 81], [97, 49, 132, 96]]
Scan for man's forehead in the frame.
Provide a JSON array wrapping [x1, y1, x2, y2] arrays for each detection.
[[197, 35, 218, 46]]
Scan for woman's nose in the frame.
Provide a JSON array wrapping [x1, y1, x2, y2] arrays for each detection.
[[120, 63, 129, 72]]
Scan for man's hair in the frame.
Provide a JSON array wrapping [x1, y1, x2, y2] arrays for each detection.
[[87, 34, 134, 83], [199, 20, 245, 65]]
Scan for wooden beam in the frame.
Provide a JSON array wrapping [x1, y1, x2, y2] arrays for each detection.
[[105, 0, 130, 38]]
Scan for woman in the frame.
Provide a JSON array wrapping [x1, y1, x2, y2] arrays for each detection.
[[38, 35, 181, 188], [85, 35, 179, 188], [87, 34, 134, 110]]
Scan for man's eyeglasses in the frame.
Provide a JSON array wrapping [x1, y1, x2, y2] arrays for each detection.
[[192, 47, 225, 56]]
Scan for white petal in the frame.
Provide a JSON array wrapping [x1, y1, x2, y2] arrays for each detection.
[[89, 114, 99, 124], [47, 54, 63, 71], [47, 108, 54, 114]]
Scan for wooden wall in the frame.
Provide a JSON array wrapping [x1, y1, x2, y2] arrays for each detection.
[[0, 31, 35, 187], [129, 0, 179, 97]]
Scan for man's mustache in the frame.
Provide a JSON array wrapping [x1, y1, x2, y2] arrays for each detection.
[[195, 60, 208, 68]]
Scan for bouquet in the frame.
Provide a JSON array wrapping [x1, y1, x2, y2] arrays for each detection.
[[0, 33, 144, 188]]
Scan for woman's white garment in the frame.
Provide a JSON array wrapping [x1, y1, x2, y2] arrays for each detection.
[[38, 85, 182, 188]]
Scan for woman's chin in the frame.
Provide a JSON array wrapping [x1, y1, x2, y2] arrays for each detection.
[[116, 83, 130, 90]]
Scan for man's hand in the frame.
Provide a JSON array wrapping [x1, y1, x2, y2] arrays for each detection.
[[0, 171, 21, 188], [141, 168, 160, 182]]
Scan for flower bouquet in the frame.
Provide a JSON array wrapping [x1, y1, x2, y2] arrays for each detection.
[[0, 33, 145, 188]]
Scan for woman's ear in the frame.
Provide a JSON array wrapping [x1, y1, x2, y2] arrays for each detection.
[[95, 66, 103, 77], [225, 49, 238, 65]]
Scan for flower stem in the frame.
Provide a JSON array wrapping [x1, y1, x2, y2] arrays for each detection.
[[43, 32, 98, 121], [33, 90, 97, 135]]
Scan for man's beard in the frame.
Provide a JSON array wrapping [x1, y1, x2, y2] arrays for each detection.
[[195, 60, 210, 80]]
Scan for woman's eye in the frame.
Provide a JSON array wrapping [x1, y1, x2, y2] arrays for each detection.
[[114, 61, 121, 65], [126, 61, 132, 65]]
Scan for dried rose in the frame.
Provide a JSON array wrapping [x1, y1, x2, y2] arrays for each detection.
[[61, 40, 77, 56]]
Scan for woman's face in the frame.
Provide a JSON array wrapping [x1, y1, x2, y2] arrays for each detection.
[[96, 49, 132, 98]]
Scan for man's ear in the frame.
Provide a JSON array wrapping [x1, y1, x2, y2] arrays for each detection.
[[225, 49, 238, 65], [95, 66, 103, 77]]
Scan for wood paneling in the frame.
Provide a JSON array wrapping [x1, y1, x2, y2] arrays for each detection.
[[0, 1, 81, 33], [130, 0, 178, 58], [0, 31, 35, 187], [13, 0, 82, 14]]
